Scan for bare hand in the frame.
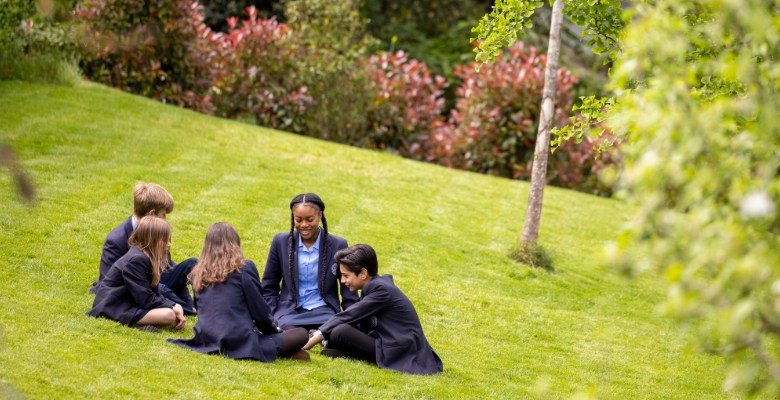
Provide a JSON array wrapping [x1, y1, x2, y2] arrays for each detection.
[[302, 331, 323, 350], [172, 304, 186, 330]]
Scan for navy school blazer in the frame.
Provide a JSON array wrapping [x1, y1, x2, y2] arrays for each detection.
[[168, 260, 281, 362], [98, 216, 135, 282], [96, 216, 190, 303], [88, 246, 176, 325], [318, 274, 443, 375], [98, 216, 182, 283], [261, 231, 358, 321]]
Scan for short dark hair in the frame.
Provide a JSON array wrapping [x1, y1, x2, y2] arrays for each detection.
[[334, 244, 378, 277]]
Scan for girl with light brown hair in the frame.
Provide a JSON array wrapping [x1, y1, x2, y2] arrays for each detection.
[[169, 222, 309, 361], [88, 216, 186, 332]]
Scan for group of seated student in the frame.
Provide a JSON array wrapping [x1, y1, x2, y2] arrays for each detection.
[[88, 184, 443, 375]]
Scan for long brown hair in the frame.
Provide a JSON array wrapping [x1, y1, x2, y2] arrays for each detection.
[[190, 222, 245, 293], [128, 216, 171, 286]]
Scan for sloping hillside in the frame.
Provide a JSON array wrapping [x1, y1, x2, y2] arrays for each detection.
[[0, 81, 726, 398]]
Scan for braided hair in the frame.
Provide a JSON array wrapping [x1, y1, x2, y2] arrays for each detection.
[[288, 193, 330, 299]]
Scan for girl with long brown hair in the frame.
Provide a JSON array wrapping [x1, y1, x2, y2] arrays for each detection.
[[88, 216, 186, 332], [169, 222, 309, 361]]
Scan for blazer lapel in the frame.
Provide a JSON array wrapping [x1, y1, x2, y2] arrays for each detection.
[[290, 232, 299, 296]]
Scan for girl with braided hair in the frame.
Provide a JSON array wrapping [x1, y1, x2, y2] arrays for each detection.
[[261, 193, 358, 331]]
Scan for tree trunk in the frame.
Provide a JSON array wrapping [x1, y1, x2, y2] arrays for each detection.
[[520, 0, 564, 245]]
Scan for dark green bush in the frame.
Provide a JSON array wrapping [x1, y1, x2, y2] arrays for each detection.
[[284, 0, 378, 143], [0, 0, 80, 83]]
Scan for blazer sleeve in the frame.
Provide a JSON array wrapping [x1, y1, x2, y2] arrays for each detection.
[[243, 261, 278, 334], [122, 256, 175, 310], [336, 238, 359, 311], [319, 283, 391, 338], [99, 237, 124, 280], [261, 236, 283, 313]]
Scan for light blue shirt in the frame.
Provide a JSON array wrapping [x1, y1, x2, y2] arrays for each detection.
[[297, 229, 327, 310]]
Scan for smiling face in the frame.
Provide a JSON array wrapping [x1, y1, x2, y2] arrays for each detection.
[[339, 263, 368, 292], [293, 204, 322, 244]]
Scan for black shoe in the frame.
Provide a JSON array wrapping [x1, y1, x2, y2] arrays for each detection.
[[320, 348, 350, 359], [132, 324, 161, 333]]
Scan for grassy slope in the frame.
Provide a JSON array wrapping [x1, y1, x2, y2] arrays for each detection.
[[0, 81, 727, 399]]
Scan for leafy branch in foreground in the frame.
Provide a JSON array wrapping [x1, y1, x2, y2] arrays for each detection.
[[608, 0, 780, 396]]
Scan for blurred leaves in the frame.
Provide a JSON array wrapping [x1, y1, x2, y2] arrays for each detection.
[[608, 0, 780, 395], [0, 144, 35, 203]]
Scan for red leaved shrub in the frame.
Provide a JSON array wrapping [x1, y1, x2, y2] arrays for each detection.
[[74, 0, 214, 113], [416, 42, 619, 194], [364, 51, 448, 158], [549, 133, 619, 196], [209, 7, 311, 133], [443, 42, 577, 179]]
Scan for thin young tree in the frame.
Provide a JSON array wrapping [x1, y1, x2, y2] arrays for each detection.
[[520, 0, 563, 247], [472, 0, 624, 265]]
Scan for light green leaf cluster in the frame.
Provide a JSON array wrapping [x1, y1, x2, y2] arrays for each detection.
[[562, 0, 625, 60], [551, 95, 616, 155], [608, 0, 780, 395], [473, 1, 627, 150], [471, 0, 544, 68]]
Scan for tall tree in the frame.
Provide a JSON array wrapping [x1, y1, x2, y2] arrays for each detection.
[[472, 0, 624, 262]]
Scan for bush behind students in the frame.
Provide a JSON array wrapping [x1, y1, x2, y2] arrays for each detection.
[[92, 182, 197, 315], [304, 244, 443, 375], [88, 216, 186, 331], [168, 222, 310, 361], [261, 193, 358, 330]]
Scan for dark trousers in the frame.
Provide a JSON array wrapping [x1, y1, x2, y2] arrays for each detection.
[[322, 324, 376, 364], [160, 257, 197, 315]]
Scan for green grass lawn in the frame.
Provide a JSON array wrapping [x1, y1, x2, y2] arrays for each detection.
[[0, 80, 729, 399]]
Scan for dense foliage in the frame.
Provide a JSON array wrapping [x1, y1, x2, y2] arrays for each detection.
[[446, 42, 575, 180], [70, 0, 613, 194], [609, 0, 780, 396], [364, 51, 448, 157], [0, 0, 79, 83], [0, 0, 37, 71], [209, 7, 309, 133], [197, 0, 280, 32], [362, 0, 489, 78], [417, 42, 614, 194], [74, 0, 214, 113], [283, 0, 377, 143]]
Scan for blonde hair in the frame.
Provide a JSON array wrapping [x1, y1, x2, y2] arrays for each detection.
[[189, 222, 245, 293], [133, 182, 174, 217], [128, 216, 171, 286]]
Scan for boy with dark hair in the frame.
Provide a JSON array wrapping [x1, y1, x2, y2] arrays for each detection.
[[304, 244, 442, 375]]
